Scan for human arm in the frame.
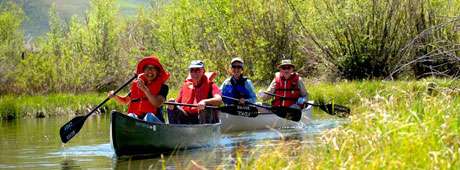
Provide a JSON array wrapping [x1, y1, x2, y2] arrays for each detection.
[[258, 78, 276, 100], [296, 77, 309, 104], [197, 83, 223, 110], [220, 78, 234, 104], [138, 79, 167, 108], [108, 91, 130, 105], [244, 79, 257, 103]]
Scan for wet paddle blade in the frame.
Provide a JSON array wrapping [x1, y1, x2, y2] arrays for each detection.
[[219, 105, 259, 117], [59, 116, 87, 143], [271, 106, 302, 122], [319, 103, 351, 118]]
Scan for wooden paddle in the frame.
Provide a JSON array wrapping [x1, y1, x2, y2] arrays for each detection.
[[59, 74, 137, 143], [164, 102, 259, 117], [221, 96, 302, 122], [263, 92, 351, 118]]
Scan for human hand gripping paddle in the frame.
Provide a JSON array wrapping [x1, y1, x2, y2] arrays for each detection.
[[164, 102, 259, 117], [263, 92, 351, 118], [59, 74, 137, 143], [222, 96, 303, 122]]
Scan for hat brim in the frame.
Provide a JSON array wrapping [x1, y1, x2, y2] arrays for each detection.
[[231, 62, 244, 67], [231, 60, 244, 64], [278, 64, 295, 68], [189, 65, 204, 69]]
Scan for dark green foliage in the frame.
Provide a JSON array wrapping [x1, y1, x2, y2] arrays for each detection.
[[138, 0, 315, 85], [0, 2, 24, 94], [1, 0, 459, 94], [0, 98, 19, 120]]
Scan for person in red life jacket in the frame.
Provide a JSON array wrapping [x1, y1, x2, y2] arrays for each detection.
[[108, 56, 170, 123], [166, 60, 223, 124], [259, 59, 308, 108]]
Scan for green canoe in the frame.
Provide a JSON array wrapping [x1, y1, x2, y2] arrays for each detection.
[[110, 111, 221, 157]]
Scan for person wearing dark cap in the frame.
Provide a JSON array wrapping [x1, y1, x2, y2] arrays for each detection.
[[167, 60, 223, 124], [108, 56, 169, 123], [220, 57, 257, 105], [259, 59, 308, 108]]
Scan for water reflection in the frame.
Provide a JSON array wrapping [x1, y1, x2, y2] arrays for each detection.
[[0, 114, 343, 169], [111, 120, 343, 169], [60, 159, 81, 170]]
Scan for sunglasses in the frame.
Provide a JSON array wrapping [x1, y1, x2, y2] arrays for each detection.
[[144, 66, 159, 71], [190, 68, 203, 73], [280, 66, 293, 70], [231, 65, 243, 69]]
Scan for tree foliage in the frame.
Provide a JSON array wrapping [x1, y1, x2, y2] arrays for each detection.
[[0, 2, 24, 94], [0, 0, 459, 94]]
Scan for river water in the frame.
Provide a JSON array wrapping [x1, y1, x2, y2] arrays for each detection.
[[0, 114, 341, 169]]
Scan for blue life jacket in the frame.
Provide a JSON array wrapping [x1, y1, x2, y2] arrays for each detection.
[[222, 76, 251, 104]]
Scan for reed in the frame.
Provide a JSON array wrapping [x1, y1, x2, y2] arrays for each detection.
[[236, 78, 460, 169]]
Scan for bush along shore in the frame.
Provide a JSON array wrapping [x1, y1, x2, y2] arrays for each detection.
[[1, 0, 459, 95], [233, 78, 460, 169], [0, 93, 125, 120]]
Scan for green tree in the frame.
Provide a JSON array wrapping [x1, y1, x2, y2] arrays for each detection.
[[0, 2, 24, 94]]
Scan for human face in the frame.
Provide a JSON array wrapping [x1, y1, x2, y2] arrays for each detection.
[[231, 62, 243, 78], [143, 65, 159, 81], [189, 68, 204, 81], [280, 65, 293, 78]]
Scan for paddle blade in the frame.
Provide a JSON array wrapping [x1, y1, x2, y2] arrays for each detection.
[[59, 116, 87, 143], [220, 105, 259, 117], [319, 103, 351, 118], [271, 106, 302, 122]]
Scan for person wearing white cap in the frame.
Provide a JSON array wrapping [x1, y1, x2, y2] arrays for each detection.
[[220, 57, 257, 105], [259, 59, 308, 108], [166, 60, 223, 124]]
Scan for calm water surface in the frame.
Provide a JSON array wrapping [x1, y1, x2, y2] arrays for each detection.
[[0, 114, 342, 169]]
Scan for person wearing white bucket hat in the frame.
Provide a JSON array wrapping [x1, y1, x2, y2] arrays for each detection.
[[259, 59, 308, 108]]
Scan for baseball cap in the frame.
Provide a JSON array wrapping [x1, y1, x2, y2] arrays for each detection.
[[188, 60, 205, 69]]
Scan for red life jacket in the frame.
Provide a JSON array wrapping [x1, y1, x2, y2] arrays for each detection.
[[272, 72, 300, 107], [131, 56, 170, 116], [178, 72, 216, 116], [127, 80, 141, 115]]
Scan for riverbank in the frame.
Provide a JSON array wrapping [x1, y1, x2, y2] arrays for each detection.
[[0, 93, 125, 120], [2, 79, 455, 120], [0, 89, 182, 120], [1, 79, 458, 168], [235, 79, 460, 169]]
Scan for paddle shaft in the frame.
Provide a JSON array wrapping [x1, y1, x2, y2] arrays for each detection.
[[222, 96, 271, 109], [262, 91, 320, 106], [86, 74, 137, 118], [59, 74, 137, 143], [222, 95, 302, 121], [164, 102, 218, 109], [164, 102, 261, 118], [263, 91, 351, 116]]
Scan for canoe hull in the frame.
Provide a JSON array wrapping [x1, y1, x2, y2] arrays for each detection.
[[220, 104, 313, 132], [110, 111, 221, 157]]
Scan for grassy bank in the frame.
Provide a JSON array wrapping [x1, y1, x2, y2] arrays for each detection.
[[0, 89, 181, 120], [234, 79, 460, 169], [0, 93, 126, 120], [1, 79, 459, 168]]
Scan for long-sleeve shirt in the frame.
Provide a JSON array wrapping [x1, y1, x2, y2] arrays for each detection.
[[220, 76, 257, 104]]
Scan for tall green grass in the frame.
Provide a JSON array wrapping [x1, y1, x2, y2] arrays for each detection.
[[236, 79, 460, 169]]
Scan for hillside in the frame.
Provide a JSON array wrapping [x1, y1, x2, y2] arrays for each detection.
[[2, 0, 149, 37]]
